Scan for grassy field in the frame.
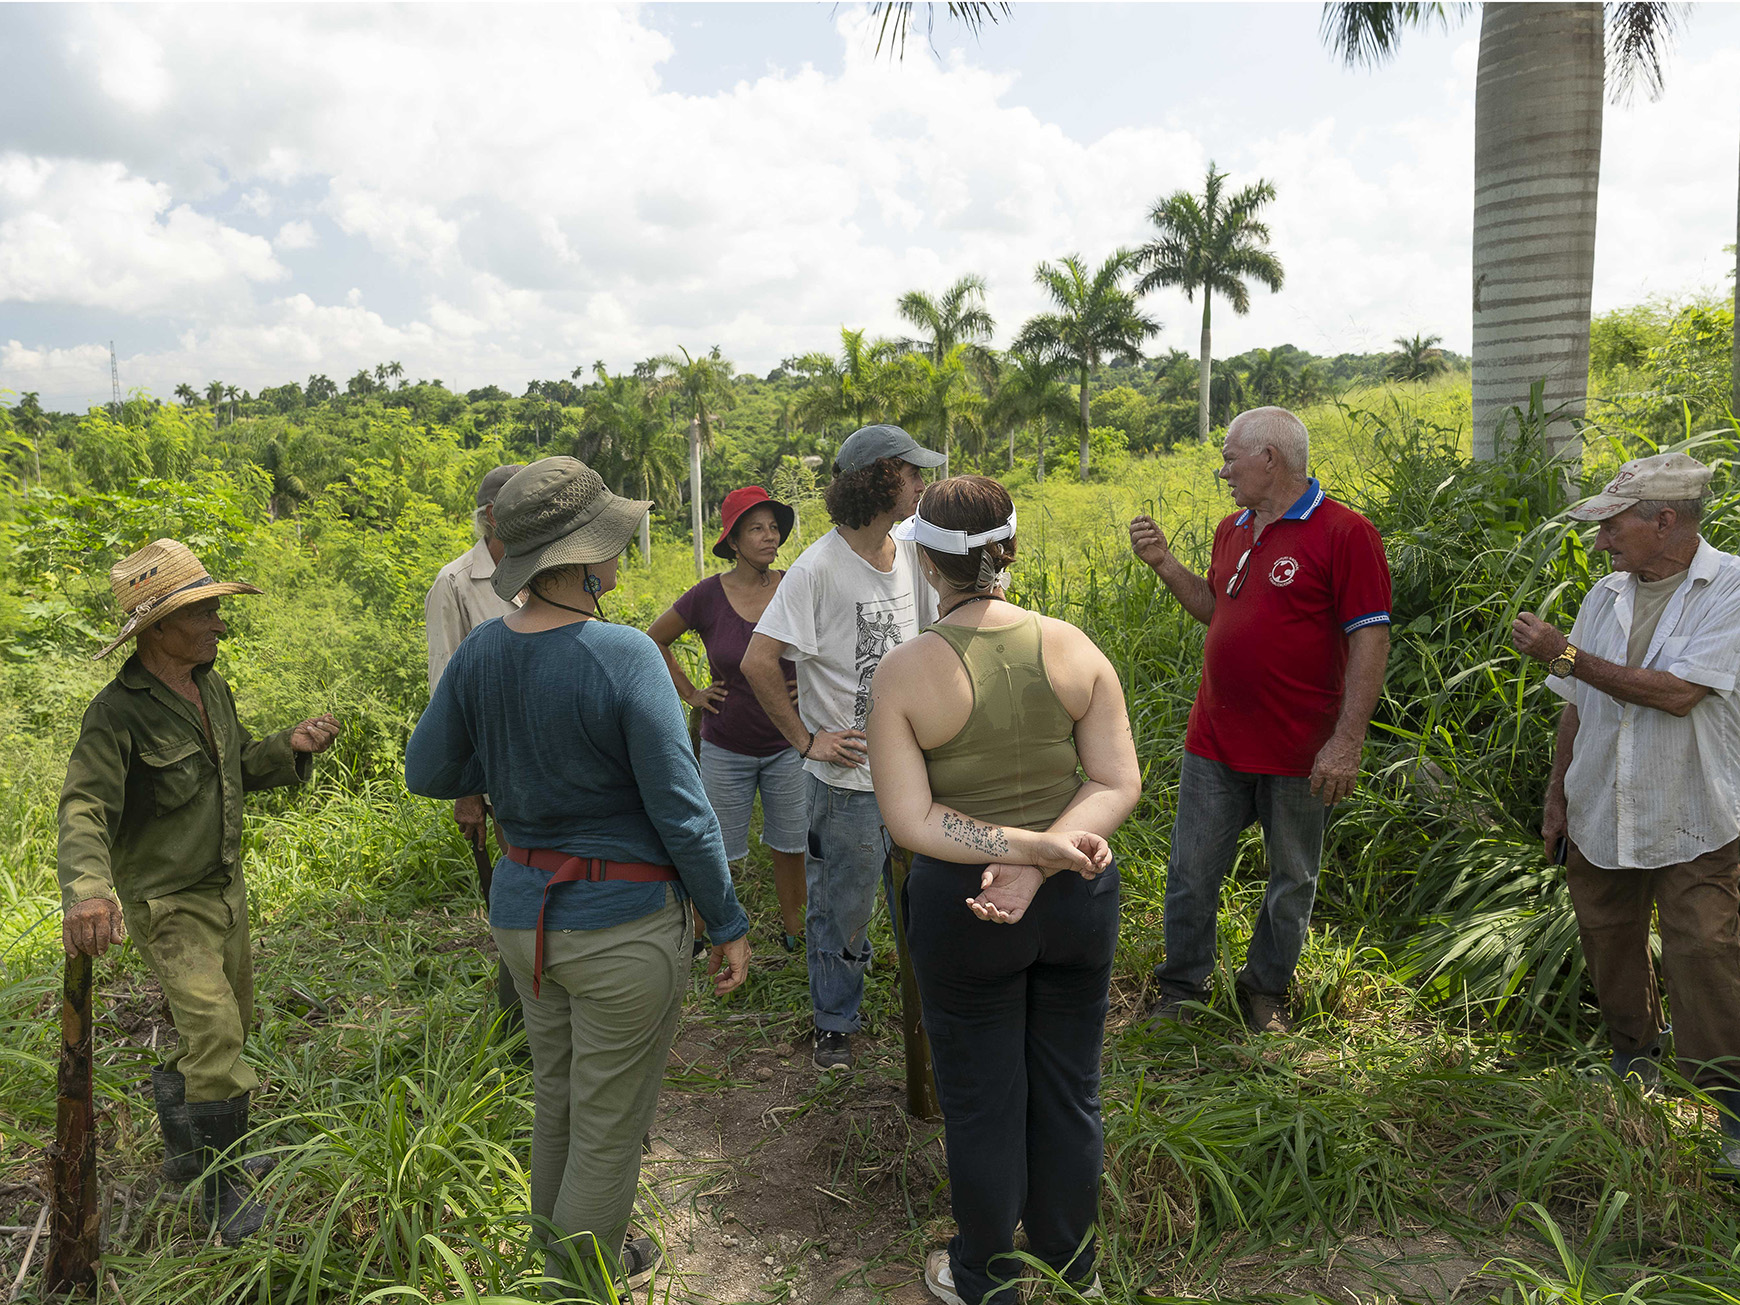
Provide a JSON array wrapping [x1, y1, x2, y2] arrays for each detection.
[[4, 381, 1740, 1303]]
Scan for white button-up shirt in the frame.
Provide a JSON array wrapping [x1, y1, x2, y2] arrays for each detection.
[[1550, 537, 1740, 869], [424, 540, 519, 692]]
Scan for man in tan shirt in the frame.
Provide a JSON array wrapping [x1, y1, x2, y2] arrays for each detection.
[[426, 463, 523, 1021]]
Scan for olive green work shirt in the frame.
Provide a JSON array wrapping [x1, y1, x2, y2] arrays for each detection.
[[57, 655, 311, 911]]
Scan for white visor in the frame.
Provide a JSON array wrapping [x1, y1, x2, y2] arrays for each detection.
[[891, 507, 1017, 555]]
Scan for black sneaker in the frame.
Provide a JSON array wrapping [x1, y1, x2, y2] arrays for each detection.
[[812, 1028, 854, 1071]]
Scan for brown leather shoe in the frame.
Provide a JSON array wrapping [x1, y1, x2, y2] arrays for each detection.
[[1237, 988, 1293, 1035]]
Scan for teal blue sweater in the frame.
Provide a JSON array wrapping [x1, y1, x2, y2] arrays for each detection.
[[404, 618, 748, 942]]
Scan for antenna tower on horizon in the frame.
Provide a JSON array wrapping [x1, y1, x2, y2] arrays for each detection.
[[109, 342, 121, 419]]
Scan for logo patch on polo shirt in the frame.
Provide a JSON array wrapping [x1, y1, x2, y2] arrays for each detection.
[[1269, 556, 1300, 587]]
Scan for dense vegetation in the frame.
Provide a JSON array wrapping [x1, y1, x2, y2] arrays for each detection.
[[0, 297, 1738, 1302]]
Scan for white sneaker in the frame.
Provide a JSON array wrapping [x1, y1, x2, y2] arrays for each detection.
[[925, 1250, 968, 1305], [1078, 1277, 1104, 1299]]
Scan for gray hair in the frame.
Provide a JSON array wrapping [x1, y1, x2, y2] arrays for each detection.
[[1228, 406, 1310, 476], [473, 505, 495, 542], [1630, 496, 1704, 528]]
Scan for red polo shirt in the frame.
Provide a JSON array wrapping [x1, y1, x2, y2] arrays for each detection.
[[1185, 479, 1392, 777]]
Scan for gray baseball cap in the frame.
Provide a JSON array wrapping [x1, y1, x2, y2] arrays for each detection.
[[833, 424, 946, 476], [477, 463, 525, 507]]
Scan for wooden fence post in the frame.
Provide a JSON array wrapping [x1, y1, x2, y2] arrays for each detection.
[[888, 848, 939, 1121], [46, 952, 98, 1294]]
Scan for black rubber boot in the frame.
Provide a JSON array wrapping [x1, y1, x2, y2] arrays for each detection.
[[186, 1094, 268, 1243], [151, 1067, 202, 1184]]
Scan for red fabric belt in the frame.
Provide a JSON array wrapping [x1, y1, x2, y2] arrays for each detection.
[[500, 840, 680, 996]]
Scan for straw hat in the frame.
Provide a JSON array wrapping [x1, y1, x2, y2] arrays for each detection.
[[95, 539, 263, 660], [489, 457, 652, 601]]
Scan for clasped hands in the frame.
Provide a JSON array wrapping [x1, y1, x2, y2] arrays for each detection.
[[966, 830, 1112, 926]]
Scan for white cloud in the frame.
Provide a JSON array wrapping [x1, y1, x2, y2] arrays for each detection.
[[0, 154, 285, 313], [274, 219, 316, 251]]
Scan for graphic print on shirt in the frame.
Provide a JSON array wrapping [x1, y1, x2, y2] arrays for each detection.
[[1269, 556, 1300, 587], [852, 594, 913, 728]]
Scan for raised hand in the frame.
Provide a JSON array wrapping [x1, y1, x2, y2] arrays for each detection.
[[291, 713, 341, 754], [1510, 612, 1568, 665], [1129, 515, 1173, 571]]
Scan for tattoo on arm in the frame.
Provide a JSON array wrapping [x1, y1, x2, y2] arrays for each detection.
[[940, 811, 1010, 857]]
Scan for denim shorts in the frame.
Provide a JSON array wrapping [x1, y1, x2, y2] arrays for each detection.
[[699, 739, 808, 861]]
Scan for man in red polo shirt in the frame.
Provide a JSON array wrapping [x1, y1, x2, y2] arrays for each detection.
[[1129, 406, 1391, 1034]]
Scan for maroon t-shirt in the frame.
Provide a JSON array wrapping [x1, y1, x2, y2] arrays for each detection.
[[672, 575, 798, 758], [1185, 482, 1392, 777]]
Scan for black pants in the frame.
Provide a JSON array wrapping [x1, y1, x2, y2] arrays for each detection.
[[905, 854, 1119, 1305]]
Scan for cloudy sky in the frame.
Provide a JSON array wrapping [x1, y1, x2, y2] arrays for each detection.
[[2, 2, 1736, 411]]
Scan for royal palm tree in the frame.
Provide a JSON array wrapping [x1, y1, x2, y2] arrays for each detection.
[[793, 329, 905, 434], [1012, 252, 1159, 480], [1389, 333, 1450, 382], [386, 360, 405, 387], [12, 392, 48, 486], [897, 274, 995, 364], [223, 384, 241, 426], [898, 345, 984, 477], [868, 1, 1009, 58], [651, 346, 738, 579], [1323, 1, 1683, 458], [203, 381, 225, 425], [1135, 163, 1284, 443], [173, 383, 198, 407], [306, 374, 338, 404], [583, 363, 683, 563], [988, 349, 1074, 482]]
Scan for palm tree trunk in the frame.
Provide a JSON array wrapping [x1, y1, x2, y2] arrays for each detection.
[[1077, 367, 1091, 482], [1471, 2, 1604, 461], [689, 414, 704, 580], [1008, 424, 1015, 470], [640, 469, 653, 565], [1197, 293, 1213, 443], [942, 415, 951, 480], [1036, 416, 1046, 484], [1732, 127, 1739, 410]]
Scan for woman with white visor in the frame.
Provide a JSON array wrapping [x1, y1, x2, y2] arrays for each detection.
[[866, 475, 1141, 1305]]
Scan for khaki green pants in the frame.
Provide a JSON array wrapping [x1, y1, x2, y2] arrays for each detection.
[[493, 890, 689, 1299], [120, 868, 259, 1103]]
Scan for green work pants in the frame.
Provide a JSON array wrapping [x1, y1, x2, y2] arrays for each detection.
[[119, 867, 259, 1103], [493, 889, 689, 1300]]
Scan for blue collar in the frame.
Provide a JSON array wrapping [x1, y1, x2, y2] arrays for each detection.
[[1236, 478, 1324, 528]]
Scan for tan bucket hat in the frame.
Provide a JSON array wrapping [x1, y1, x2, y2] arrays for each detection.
[[490, 457, 652, 601], [95, 539, 263, 659]]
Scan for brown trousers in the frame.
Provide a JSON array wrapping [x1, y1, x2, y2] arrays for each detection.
[[1567, 838, 1740, 1090]]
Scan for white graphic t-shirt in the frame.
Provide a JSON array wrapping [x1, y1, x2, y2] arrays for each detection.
[[754, 528, 937, 791]]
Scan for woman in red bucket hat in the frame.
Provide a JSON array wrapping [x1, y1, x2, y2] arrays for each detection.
[[649, 486, 808, 951]]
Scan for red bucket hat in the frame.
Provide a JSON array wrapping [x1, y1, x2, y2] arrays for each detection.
[[715, 486, 796, 560]]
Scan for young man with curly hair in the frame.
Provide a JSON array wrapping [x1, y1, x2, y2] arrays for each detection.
[[744, 424, 942, 1069]]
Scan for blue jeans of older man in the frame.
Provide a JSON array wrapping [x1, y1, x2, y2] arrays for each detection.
[[806, 776, 897, 1033], [1154, 750, 1328, 1002]]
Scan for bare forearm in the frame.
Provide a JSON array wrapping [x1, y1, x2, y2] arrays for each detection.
[[1332, 628, 1389, 742], [1043, 781, 1138, 842], [892, 804, 1057, 872], [1570, 653, 1708, 716], [744, 652, 809, 751], [656, 643, 699, 701], [1152, 555, 1215, 624], [1548, 704, 1578, 798]]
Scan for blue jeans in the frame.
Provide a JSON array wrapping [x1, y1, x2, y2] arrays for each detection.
[[906, 855, 1118, 1305], [1154, 750, 1328, 1000], [805, 776, 895, 1033], [699, 740, 808, 861]]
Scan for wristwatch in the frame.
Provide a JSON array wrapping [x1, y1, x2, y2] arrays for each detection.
[[1547, 643, 1579, 678]]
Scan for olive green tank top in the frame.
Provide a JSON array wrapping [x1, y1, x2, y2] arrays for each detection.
[[921, 613, 1081, 833]]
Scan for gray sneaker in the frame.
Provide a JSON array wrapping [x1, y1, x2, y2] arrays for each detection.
[[812, 1028, 854, 1071], [1143, 992, 1198, 1030], [1237, 988, 1293, 1035]]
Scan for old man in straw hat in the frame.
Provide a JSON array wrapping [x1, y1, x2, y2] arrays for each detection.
[[1511, 451, 1740, 1171], [59, 539, 340, 1241]]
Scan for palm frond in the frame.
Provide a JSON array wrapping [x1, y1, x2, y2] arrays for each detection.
[[869, 1, 1011, 60], [1319, 2, 1466, 69], [1605, 1, 1686, 105]]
